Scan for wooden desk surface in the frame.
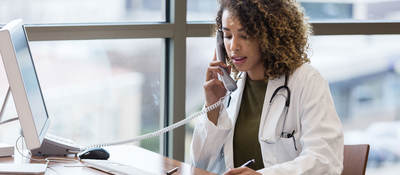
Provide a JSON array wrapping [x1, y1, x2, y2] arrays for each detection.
[[0, 145, 216, 175]]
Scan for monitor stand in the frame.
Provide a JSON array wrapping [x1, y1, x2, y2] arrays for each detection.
[[1, 86, 81, 157], [31, 134, 81, 156]]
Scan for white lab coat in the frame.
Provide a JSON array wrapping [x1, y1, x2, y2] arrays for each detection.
[[191, 64, 344, 175]]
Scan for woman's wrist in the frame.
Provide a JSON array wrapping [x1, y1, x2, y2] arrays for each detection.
[[206, 106, 220, 125]]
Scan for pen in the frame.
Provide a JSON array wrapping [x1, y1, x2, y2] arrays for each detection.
[[240, 159, 255, 167], [166, 167, 179, 175]]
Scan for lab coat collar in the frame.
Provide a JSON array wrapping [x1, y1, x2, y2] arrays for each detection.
[[261, 74, 286, 121], [224, 72, 246, 169], [259, 74, 286, 140], [225, 72, 246, 123]]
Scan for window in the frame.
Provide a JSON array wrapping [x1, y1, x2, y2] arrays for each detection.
[[300, 0, 400, 21], [187, 0, 400, 21], [185, 37, 214, 161], [310, 35, 400, 173], [0, 39, 164, 152], [187, 0, 218, 22], [0, 0, 165, 23], [0, 58, 19, 144]]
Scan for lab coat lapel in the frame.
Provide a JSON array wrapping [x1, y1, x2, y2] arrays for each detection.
[[258, 76, 285, 139], [260, 75, 285, 129], [224, 73, 246, 169], [258, 75, 285, 164]]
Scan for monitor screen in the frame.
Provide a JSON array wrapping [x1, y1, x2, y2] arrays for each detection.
[[0, 19, 49, 149], [12, 23, 48, 133]]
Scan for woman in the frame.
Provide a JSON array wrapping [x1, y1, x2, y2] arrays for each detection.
[[190, 0, 344, 174]]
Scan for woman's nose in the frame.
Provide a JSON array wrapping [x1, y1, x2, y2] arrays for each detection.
[[230, 37, 240, 52]]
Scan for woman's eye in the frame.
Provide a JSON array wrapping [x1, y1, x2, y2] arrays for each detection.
[[241, 35, 249, 39], [224, 35, 232, 39]]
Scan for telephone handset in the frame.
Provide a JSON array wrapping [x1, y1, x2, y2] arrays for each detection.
[[216, 30, 238, 92]]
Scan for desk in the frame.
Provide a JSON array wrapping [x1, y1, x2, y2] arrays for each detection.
[[0, 145, 215, 175]]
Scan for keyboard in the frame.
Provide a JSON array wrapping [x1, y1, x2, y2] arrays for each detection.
[[0, 163, 47, 174], [81, 159, 157, 175]]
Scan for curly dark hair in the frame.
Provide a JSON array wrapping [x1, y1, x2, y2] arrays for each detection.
[[216, 0, 311, 80]]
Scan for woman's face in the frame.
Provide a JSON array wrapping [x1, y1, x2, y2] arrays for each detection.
[[222, 10, 264, 80]]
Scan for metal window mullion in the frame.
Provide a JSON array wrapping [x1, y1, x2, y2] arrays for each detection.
[[25, 24, 174, 41], [311, 22, 400, 35], [165, 0, 187, 162], [161, 38, 170, 157], [160, 0, 171, 158], [22, 21, 400, 41], [186, 21, 400, 37]]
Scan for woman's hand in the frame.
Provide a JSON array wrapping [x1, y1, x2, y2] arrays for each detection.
[[224, 167, 262, 175], [204, 51, 229, 106], [204, 50, 230, 125]]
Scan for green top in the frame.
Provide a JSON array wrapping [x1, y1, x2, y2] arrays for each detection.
[[233, 78, 267, 170]]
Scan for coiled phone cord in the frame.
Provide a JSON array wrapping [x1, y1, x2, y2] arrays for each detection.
[[81, 93, 230, 150]]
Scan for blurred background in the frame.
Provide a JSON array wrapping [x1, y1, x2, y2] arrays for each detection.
[[0, 0, 400, 174]]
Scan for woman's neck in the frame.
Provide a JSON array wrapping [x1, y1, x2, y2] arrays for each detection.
[[247, 72, 264, 80], [247, 65, 265, 80]]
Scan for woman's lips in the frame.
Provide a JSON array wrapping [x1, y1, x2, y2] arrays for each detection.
[[232, 56, 247, 64]]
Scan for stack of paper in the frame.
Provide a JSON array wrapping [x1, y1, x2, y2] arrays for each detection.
[[0, 143, 14, 157]]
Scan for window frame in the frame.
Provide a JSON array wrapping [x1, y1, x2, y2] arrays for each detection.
[[1, 0, 400, 162]]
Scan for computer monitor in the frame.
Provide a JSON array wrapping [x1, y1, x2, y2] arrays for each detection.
[[0, 19, 50, 150]]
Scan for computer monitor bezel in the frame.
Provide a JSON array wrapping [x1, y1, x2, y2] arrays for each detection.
[[0, 19, 50, 150]]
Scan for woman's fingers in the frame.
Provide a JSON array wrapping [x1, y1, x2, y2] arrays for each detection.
[[204, 51, 231, 107], [204, 78, 226, 96], [204, 78, 225, 90], [224, 167, 260, 175], [203, 78, 226, 106], [209, 60, 228, 68], [206, 66, 223, 81], [213, 49, 217, 61], [224, 167, 246, 175], [206, 60, 230, 81]]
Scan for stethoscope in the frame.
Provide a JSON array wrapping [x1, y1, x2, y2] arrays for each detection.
[[227, 74, 297, 151], [270, 74, 291, 136], [270, 74, 290, 110], [266, 74, 297, 151], [226, 73, 290, 111]]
